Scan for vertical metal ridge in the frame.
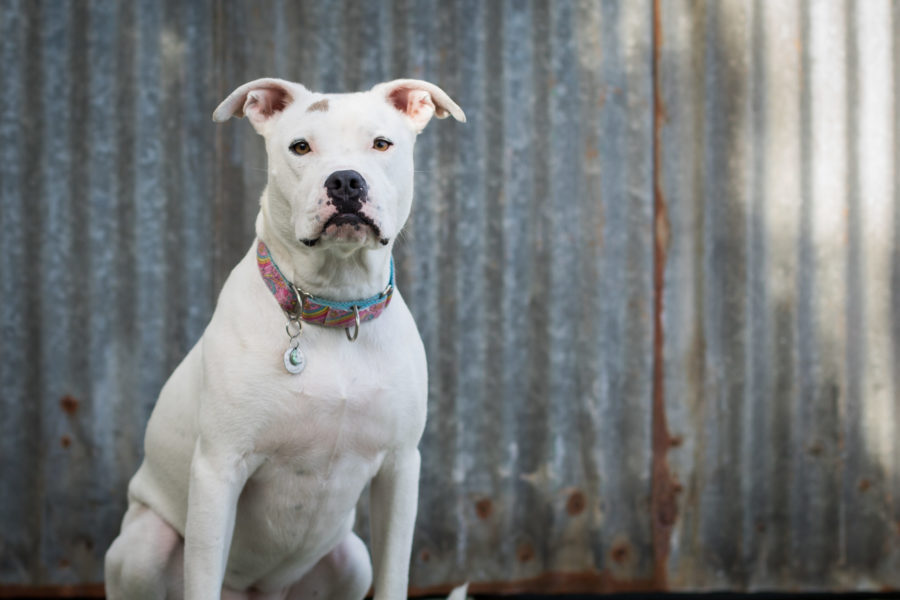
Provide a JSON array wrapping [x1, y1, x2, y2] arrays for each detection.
[[794, 0, 816, 580], [21, 0, 44, 580], [132, 0, 165, 413], [843, 0, 897, 572], [740, 0, 766, 580], [112, 0, 141, 485], [161, 0, 187, 374], [892, 1, 900, 548], [842, 0, 865, 571], [650, 0, 674, 588], [447, 0, 490, 581], [500, 0, 539, 579], [179, 0, 216, 346], [62, 0, 96, 582], [0, 0, 32, 584], [37, 1, 75, 581], [84, 0, 124, 565], [570, 0, 605, 577], [211, 0, 249, 293], [545, 0, 586, 572]]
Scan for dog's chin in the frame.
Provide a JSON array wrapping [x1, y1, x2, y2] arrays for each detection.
[[300, 215, 390, 248]]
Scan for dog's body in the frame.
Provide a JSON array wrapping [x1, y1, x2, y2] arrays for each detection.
[[105, 78, 464, 600]]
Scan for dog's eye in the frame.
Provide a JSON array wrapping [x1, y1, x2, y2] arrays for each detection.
[[290, 140, 311, 155], [373, 137, 393, 152]]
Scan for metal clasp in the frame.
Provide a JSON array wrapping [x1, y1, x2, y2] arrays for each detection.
[[345, 305, 360, 342], [285, 315, 303, 342], [289, 283, 311, 318]]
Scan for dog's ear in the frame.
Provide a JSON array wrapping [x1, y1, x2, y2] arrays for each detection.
[[371, 79, 466, 133], [212, 78, 308, 134]]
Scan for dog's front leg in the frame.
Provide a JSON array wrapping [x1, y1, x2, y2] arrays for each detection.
[[183, 439, 255, 600], [370, 447, 421, 600]]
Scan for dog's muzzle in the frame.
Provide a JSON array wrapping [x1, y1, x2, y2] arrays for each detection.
[[301, 170, 388, 247]]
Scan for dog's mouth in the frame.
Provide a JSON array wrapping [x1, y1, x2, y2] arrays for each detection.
[[301, 212, 389, 247]]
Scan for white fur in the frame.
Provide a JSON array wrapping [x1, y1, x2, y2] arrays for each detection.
[[105, 78, 464, 600]]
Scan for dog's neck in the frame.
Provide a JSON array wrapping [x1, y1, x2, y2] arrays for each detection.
[[255, 195, 394, 302]]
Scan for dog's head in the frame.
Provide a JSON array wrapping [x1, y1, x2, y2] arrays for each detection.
[[213, 78, 465, 253]]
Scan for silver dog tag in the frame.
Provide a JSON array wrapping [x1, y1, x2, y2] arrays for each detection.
[[283, 346, 306, 374]]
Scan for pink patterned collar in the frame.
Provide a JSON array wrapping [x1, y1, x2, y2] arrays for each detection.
[[256, 240, 394, 332]]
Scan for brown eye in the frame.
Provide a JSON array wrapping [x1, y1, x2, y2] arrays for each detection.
[[290, 140, 311, 155], [373, 137, 393, 152]]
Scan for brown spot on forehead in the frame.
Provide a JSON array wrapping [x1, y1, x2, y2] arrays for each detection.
[[306, 99, 329, 113]]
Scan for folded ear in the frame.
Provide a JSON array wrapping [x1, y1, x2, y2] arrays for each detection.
[[212, 78, 308, 134], [371, 79, 466, 133]]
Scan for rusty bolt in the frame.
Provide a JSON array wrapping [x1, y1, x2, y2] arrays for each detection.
[[516, 542, 535, 563], [566, 490, 586, 516], [60, 395, 79, 416], [610, 540, 631, 564], [474, 498, 493, 520]]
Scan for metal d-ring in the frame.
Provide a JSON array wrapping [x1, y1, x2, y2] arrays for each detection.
[[345, 305, 360, 342], [285, 316, 303, 339]]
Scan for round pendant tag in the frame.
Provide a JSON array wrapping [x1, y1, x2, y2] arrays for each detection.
[[283, 346, 306, 374]]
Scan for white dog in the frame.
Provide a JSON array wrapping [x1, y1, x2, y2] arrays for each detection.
[[104, 77, 465, 600]]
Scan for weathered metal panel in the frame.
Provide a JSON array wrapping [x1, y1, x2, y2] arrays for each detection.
[[0, 0, 897, 595], [659, 0, 900, 591]]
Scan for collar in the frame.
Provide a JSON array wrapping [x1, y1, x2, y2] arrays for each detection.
[[256, 240, 394, 330]]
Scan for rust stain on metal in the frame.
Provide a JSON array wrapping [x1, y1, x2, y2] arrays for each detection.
[[566, 490, 586, 516], [610, 540, 631, 564], [60, 435, 72, 449], [474, 497, 493, 520], [650, 0, 677, 588], [60, 395, 79, 416], [418, 548, 431, 563], [516, 541, 535, 563], [0, 584, 105, 598], [858, 478, 872, 493], [409, 570, 664, 597]]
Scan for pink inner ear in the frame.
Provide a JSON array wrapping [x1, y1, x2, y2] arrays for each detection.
[[247, 87, 291, 118], [387, 87, 435, 129], [387, 87, 413, 114]]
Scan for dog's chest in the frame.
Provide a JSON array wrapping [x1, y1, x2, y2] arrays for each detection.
[[247, 332, 425, 478], [230, 357, 418, 554], [264, 377, 403, 464]]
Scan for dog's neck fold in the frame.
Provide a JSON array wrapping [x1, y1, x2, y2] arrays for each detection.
[[255, 201, 394, 303]]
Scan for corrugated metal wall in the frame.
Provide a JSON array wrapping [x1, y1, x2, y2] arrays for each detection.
[[0, 0, 897, 595], [660, 0, 900, 591]]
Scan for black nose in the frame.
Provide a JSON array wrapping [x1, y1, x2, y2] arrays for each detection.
[[325, 170, 368, 212]]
